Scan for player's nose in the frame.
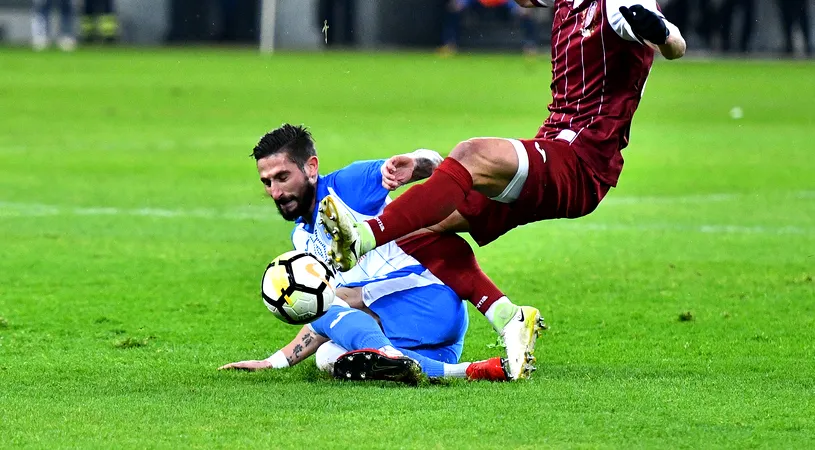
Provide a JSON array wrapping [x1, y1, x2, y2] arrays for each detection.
[[266, 185, 282, 199], [273, 189, 288, 201]]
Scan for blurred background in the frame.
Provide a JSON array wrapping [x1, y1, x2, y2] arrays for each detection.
[[2, 2, 814, 446], [0, 0, 811, 57]]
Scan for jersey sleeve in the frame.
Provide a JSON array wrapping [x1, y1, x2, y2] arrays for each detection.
[[605, 0, 664, 43], [529, 0, 554, 6], [291, 224, 308, 251], [331, 159, 389, 216]]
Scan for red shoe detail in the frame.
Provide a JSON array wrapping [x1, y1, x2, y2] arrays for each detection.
[[466, 357, 509, 381]]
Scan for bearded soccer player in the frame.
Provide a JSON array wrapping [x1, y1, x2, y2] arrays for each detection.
[[320, 0, 687, 348], [245, 124, 542, 379]]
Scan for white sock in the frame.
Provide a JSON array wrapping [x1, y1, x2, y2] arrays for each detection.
[[379, 345, 403, 357], [442, 362, 471, 378], [484, 296, 514, 324], [359, 220, 375, 250], [315, 341, 347, 373]]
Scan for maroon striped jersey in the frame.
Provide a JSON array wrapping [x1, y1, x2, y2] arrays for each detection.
[[532, 0, 667, 186]]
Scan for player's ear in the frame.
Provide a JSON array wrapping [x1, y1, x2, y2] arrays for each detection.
[[305, 156, 319, 183]]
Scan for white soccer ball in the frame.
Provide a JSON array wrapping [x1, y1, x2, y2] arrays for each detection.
[[261, 251, 336, 324]]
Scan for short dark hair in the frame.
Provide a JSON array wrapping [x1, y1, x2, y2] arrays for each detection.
[[252, 124, 316, 168]]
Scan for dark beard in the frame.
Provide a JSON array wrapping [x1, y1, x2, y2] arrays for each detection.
[[275, 182, 315, 222]]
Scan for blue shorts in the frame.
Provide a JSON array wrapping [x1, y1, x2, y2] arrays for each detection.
[[369, 284, 468, 364]]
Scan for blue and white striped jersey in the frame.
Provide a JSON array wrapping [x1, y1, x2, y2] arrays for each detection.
[[291, 160, 445, 306]]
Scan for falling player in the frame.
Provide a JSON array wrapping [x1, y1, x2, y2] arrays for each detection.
[[320, 1, 687, 348]]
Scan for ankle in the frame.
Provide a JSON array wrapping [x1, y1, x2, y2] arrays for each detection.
[[485, 298, 518, 332], [356, 221, 376, 252]]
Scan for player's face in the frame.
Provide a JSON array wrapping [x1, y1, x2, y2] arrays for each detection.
[[257, 154, 317, 221]]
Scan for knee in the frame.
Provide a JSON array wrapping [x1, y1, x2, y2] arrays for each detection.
[[335, 287, 364, 309], [449, 138, 515, 177], [315, 342, 346, 373], [449, 139, 486, 166]]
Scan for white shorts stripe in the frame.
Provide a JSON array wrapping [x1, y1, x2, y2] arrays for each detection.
[[490, 139, 530, 204]]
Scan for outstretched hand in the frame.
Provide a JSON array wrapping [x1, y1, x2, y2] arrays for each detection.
[[619, 5, 669, 45], [381, 155, 416, 191], [218, 359, 273, 371]]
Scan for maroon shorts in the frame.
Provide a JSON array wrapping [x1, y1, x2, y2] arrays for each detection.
[[458, 138, 611, 246]]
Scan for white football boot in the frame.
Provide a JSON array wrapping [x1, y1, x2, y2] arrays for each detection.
[[498, 305, 547, 380], [318, 195, 374, 272]]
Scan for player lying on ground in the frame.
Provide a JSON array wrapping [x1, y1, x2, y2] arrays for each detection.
[[220, 286, 509, 383], [321, 0, 687, 303], [239, 124, 542, 379]]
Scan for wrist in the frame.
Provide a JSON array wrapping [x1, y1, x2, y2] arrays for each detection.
[[265, 350, 289, 369], [411, 149, 443, 167]]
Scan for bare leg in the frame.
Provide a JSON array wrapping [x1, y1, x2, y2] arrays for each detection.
[[335, 287, 380, 326], [428, 210, 471, 234], [361, 138, 520, 247], [400, 210, 471, 241]]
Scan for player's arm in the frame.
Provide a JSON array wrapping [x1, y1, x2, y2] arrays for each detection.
[[657, 22, 686, 60], [218, 325, 328, 371], [217, 288, 367, 371], [381, 149, 443, 191], [512, 0, 552, 7], [610, 1, 686, 60]]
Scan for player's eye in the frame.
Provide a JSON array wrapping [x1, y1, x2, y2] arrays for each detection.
[[261, 178, 271, 187]]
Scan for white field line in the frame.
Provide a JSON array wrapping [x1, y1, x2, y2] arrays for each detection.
[[0, 137, 253, 153], [0, 202, 271, 221], [0, 192, 813, 236], [601, 193, 738, 205], [603, 190, 815, 205], [560, 222, 812, 236]]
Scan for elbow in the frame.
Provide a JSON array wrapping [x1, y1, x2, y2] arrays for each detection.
[[670, 42, 687, 60], [659, 21, 687, 60], [660, 38, 686, 60]]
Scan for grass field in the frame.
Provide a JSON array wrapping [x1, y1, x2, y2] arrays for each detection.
[[1, 47, 814, 448]]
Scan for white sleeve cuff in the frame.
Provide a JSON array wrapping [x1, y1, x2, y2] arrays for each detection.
[[265, 350, 289, 369], [606, 0, 663, 43], [665, 20, 681, 40]]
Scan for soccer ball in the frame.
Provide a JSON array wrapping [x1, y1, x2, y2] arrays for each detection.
[[261, 251, 336, 324]]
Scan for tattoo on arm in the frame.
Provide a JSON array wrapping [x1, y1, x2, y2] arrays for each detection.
[[292, 344, 304, 361], [302, 332, 314, 347]]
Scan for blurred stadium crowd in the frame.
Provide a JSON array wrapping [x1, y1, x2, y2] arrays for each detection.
[[2, 0, 812, 56]]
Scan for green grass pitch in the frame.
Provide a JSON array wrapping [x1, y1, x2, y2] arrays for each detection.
[[1, 48, 814, 448]]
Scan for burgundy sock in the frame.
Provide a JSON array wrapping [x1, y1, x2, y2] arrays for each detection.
[[398, 233, 504, 315], [366, 158, 473, 246]]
